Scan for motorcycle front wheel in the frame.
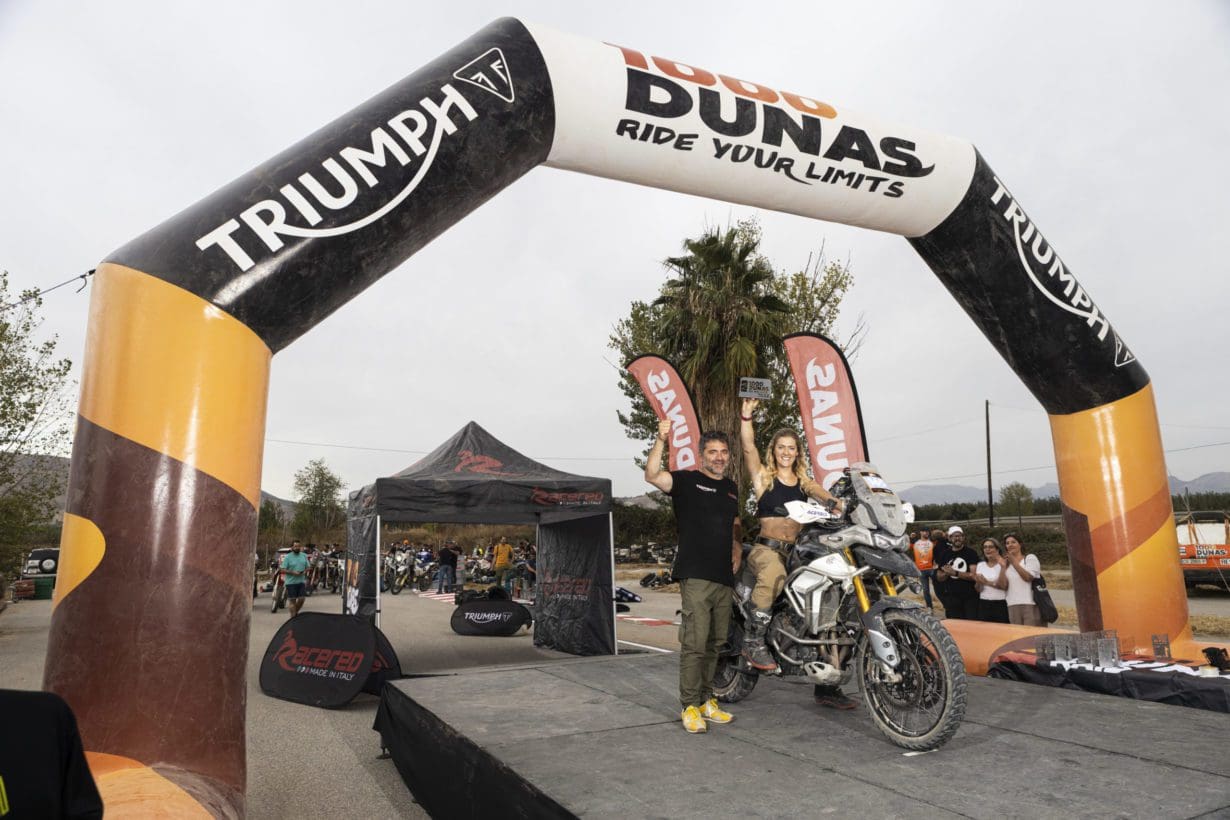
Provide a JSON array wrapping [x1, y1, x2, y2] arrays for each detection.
[[858, 607, 967, 751], [390, 577, 403, 595], [417, 574, 433, 592], [712, 655, 758, 702]]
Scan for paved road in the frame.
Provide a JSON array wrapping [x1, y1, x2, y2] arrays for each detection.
[[4, 572, 1227, 816], [0, 588, 571, 818]]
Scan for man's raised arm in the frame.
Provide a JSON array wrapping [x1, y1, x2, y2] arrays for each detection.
[[644, 419, 674, 493]]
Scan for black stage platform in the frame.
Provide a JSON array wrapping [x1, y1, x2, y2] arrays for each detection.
[[374, 653, 1230, 818]]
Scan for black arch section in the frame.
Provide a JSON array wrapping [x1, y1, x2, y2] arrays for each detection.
[[107, 17, 555, 352], [908, 151, 1148, 414]]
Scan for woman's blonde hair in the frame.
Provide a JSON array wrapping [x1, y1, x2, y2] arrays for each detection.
[[757, 428, 817, 496]]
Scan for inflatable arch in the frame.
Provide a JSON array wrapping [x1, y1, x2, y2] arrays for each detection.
[[46, 18, 1194, 815]]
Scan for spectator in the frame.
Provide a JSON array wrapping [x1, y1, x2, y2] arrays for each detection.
[[1003, 532, 1043, 625], [932, 526, 980, 620], [280, 541, 310, 618], [492, 536, 515, 593], [524, 544, 537, 596], [910, 527, 936, 610], [437, 540, 459, 593], [974, 537, 1010, 623]]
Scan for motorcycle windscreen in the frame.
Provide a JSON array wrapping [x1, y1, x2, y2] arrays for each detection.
[[848, 463, 907, 538]]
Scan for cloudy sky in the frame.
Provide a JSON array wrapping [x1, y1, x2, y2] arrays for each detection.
[[2, 1, 1228, 503]]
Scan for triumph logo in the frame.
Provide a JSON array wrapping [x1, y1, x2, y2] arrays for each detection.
[[196, 51, 517, 279], [990, 176, 1134, 367], [453, 48, 514, 103], [463, 611, 514, 624]]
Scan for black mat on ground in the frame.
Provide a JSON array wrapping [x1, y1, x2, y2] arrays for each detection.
[[374, 654, 1230, 818], [990, 658, 1230, 713]]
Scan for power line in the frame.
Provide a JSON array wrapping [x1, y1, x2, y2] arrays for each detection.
[[1, 269, 94, 311], [896, 440, 1230, 487]]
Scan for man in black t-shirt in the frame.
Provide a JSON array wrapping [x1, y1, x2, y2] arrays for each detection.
[[437, 540, 459, 593], [645, 419, 741, 735], [933, 525, 980, 620], [0, 689, 103, 818]]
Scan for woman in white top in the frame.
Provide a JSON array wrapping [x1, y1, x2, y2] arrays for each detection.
[[1003, 532, 1043, 626], [974, 538, 1009, 623]]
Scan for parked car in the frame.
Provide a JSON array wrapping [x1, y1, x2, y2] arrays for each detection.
[[23, 547, 59, 577]]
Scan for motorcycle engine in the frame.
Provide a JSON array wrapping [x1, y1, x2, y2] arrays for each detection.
[[770, 610, 817, 671]]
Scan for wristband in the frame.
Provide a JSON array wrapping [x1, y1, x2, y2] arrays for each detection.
[[740, 415, 753, 421]]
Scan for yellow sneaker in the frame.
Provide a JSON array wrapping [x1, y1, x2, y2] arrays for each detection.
[[680, 705, 708, 733], [700, 698, 734, 724]]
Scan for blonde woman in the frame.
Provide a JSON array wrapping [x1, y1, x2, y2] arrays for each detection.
[[739, 398, 851, 707]]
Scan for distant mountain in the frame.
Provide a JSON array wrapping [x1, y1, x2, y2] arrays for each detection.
[[901, 472, 1230, 505], [898, 484, 988, 505], [1176, 472, 1230, 494], [615, 493, 665, 510]]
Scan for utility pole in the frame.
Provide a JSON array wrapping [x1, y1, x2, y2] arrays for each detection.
[[986, 399, 995, 527]]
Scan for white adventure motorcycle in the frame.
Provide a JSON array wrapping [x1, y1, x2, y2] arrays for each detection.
[[713, 463, 967, 750]]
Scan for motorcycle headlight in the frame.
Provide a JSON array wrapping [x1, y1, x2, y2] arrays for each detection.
[[872, 532, 906, 551]]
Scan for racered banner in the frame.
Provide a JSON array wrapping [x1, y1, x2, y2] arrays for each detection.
[[626, 354, 703, 472], [782, 333, 869, 489], [260, 613, 378, 708]]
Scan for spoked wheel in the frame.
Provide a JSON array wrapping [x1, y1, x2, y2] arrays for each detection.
[[390, 577, 403, 595], [712, 656, 758, 703], [712, 614, 758, 703], [858, 607, 966, 751], [271, 584, 285, 613], [417, 574, 433, 592]]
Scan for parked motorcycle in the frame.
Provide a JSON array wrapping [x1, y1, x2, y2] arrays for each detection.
[[415, 558, 438, 592], [713, 463, 967, 751], [387, 551, 413, 595], [269, 568, 287, 614]]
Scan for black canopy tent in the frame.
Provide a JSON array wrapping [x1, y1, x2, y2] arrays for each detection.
[[344, 422, 615, 655]]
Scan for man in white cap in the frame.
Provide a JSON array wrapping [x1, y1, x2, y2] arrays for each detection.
[[933, 525, 980, 620]]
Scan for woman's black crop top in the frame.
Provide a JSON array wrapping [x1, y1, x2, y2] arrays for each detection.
[[756, 477, 807, 518]]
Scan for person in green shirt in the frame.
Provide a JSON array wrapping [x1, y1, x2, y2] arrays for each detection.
[[280, 541, 310, 618]]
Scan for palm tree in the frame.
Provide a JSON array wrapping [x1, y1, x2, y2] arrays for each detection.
[[652, 222, 792, 489]]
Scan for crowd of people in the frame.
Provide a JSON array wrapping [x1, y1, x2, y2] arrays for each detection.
[[909, 526, 1044, 626], [382, 537, 538, 596]]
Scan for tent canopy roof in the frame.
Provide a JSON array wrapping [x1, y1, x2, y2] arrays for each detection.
[[349, 421, 611, 524]]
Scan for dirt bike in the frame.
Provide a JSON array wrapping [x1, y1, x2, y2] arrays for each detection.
[[389, 552, 413, 595], [713, 463, 967, 751], [269, 569, 287, 614], [639, 569, 675, 588]]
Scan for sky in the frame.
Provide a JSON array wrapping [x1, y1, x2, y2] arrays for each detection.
[[2, 1, 1228, 503]]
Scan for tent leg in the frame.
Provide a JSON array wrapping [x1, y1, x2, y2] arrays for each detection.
[[375, 515, 382, 631], [609, 512, 618, 656]]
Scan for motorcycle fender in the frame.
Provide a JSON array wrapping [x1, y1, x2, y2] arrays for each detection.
[[859, 598, 919, 669]]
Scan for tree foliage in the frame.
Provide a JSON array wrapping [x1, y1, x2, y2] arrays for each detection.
[[0, 271, 74, 582], [258, 498, 287, 543], [998, 481, 1035, 516], [291, 458, 345, 542], [610, 218, 858, 495]]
